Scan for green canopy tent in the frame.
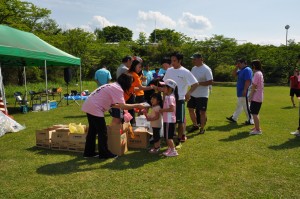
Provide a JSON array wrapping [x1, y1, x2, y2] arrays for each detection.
[[0, 25, 81, 112]]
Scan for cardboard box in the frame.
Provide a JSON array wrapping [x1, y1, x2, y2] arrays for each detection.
[[36, 128, 56, 148], [107, 124, 128, 156], [51, 128, 70, 150], [127, 127, 151, 149], [68, 133, 87, 152]]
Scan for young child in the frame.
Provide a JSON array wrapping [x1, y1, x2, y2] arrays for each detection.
[[159, 79, 179, 157], [143, 93, 163, 153], [248, 60, 264, 135]]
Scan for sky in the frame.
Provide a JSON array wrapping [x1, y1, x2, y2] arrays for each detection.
[[27, 0, 300, 46]]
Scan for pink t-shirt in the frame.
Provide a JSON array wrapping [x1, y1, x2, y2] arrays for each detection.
[[252, 71, 264, 102], [163, 94, 176, 123], [147, 105, 162, 128], [82, 83, 125, 117]]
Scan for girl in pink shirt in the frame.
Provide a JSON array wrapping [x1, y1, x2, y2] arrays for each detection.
[[82, 73, 146, 159], [249, 60, 264, 135], [143, 93, 163, 153], [159, 79, 179, 157]]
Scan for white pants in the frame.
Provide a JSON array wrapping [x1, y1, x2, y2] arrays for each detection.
[[232, 97, 253, 123]]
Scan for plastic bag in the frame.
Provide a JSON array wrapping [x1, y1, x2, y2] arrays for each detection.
[[123, 110, 133, 122], [0, 111, 25, 137], [69, 123, 85, 134]]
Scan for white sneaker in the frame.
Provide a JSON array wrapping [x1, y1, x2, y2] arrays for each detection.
[[249, 130, 262, 135], [290, 130, 300, 135], [164, 149, 179, 157], [163, 148, 171, 156]]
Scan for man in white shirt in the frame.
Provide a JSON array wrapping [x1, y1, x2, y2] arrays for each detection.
[[163, 52, 198, 143], [187, 53, 213, 134], [116, 55, 132, 79]]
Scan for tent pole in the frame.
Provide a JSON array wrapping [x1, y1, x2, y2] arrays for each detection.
[[0, 65, 8, 115], [44, 60, 49, 111], [23, 66, 27, 101], [80, 64, 82, 93]]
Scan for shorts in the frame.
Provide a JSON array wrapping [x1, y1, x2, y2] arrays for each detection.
[[290, 88, 300, 97], [250, 101, 262, 115], [135, 95, 145, 103], [163, 123, 176, 140], [176, 100, 185, 123], [152, 127, 161, 143], [187, 96, 208, 111], [109, 108, 123, 119]]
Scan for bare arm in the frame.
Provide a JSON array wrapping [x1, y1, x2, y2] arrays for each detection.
[[145, 111, 160, 121], [198, 80, 213, 86], [232, 66, 238, 77], [185, 82, 199, 101], [248, 83, 257, 101], [243, 80, 251, 97], [159, 105, 175, 113], [112, 103, 145, 110]]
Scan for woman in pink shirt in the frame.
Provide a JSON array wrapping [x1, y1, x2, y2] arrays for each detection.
[[248, 60, 264, 135], [82, 73, 146, 159]]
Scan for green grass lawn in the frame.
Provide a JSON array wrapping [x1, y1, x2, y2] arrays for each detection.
[[1, 84, 300, 198]]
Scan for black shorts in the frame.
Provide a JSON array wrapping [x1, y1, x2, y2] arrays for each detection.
[[290, 88, 300, 97], [176, 100, 185, 123], [152, 127, 161, 143], [187, 96, 208, 111], [250, 101, 262, 115], [163, 123, 176, 140]]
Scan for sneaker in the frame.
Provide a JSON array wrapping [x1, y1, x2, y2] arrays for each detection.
[[226, 116, 237, 123], [180, 135, 187, 142], [188, 125, 199, 133], [163, 148, 171, 156], [243, 120, 254, 125], [83, 153, 99, 158], [249, 130, 262, 135], [149, 147, 160, 153], [99, 152, 118, 159], [165, 149, 179, 157], [290, 130, 300, 135], [175, 142, 182, 150], [199, 128, 205, 134]]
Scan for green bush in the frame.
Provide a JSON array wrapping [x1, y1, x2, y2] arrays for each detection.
[[213, 64, 236, 82]]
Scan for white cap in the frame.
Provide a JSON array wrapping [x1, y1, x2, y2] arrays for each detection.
[[159, 79, 177, 89]]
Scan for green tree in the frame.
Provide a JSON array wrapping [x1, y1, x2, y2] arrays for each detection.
[[149, 29, 188, 46], [94, 26, 133, 42], [0, 0, 51, 31]]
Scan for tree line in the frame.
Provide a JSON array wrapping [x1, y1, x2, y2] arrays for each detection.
[[1, 0, 300, 86]]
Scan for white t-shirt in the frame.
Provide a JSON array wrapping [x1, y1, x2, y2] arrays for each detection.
[[163, 66, 198, 100], [190, 64, 213, 98]]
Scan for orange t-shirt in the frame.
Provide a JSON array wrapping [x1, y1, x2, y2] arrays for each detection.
[[123, 72, 144, 101], [131, 72, 144, 96]]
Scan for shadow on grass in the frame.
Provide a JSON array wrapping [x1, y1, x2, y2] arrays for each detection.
[[28, 146, 162, 174], [219, 131, 250, 142], [26, 147, 99, 175], [281, 106, 296, 110], [100, 150, 162, 170], [206, 122, 244, 132], [268, 137, 300, 150]]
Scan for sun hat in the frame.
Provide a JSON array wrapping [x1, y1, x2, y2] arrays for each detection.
[[159, 79, 177, 89]]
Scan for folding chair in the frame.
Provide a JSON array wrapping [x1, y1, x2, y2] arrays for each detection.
[[29, 91, 42, 107], [14, 92, 25, 107]]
